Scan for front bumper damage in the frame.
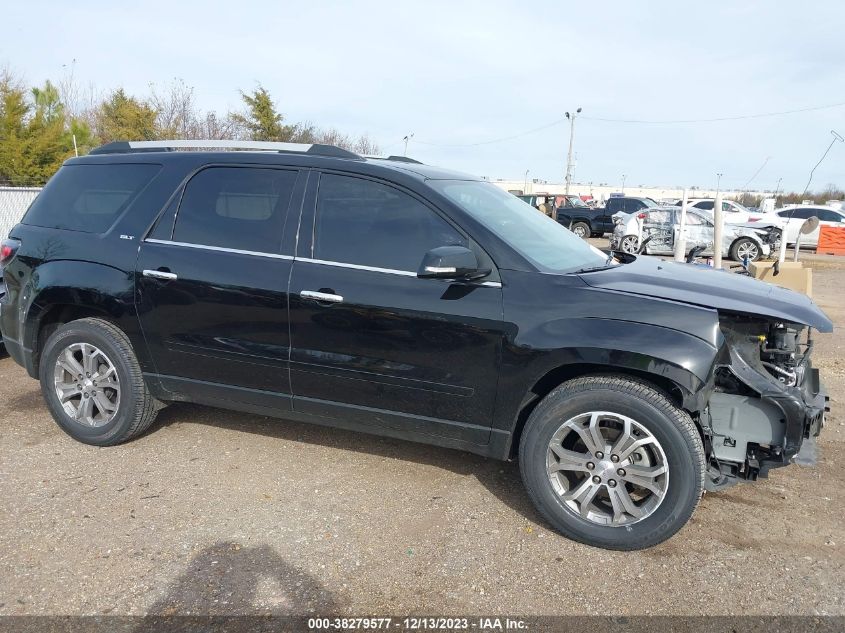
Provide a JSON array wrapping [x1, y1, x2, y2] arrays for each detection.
[[702, 325, 828, 490]]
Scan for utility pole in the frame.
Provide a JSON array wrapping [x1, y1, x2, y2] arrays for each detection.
[[621, 174, 627, 194], [523, 169, 530, 194], [564, 108, 581, 195], [774, 177, 783, 200], [403, 133, 414, 157]]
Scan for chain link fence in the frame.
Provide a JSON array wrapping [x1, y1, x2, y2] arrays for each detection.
[[0, 187, 41, 238]]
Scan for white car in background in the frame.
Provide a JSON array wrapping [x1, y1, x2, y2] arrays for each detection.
[[611, 207, 778, 260], [676, 198, 754, 223], [748, 205, 845, 247]]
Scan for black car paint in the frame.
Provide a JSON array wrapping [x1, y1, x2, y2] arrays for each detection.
[[0, 150, 832, 465]]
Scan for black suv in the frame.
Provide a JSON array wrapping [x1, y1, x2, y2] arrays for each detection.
[[0, 140, 832, 550]]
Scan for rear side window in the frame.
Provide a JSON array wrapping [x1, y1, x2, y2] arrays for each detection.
[[173, 167, 298, 253], [313, 173, 466, 271], [23, 163, 160, 233]]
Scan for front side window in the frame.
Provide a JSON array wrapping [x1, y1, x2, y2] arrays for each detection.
[[684, 212, 709, 226], [816, 209, 843, 222], [173, 167, 298, 253], [646, 209, 672, 224], [314, 174, 466, 271], [430, 180, 608, 274], [694, 200, 715, 210]]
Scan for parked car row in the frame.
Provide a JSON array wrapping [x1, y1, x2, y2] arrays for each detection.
[[511, 191, 842, 255], [610, 207, 781, 261]]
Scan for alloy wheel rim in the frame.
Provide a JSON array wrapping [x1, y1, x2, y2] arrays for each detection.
[[621, 236, 638, 253], [737, 241, 758, 260], [573, 226, 587, 237], [53, 343, 121, 427], [546, 411, 669, 526]]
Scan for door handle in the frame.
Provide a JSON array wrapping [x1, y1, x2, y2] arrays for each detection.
[[300, 290, 343, 304], [143, 269, 178, 281]]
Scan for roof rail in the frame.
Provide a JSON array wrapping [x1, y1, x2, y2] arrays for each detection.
[[364, 154, 424, 165], [88, 140, 361, 159]]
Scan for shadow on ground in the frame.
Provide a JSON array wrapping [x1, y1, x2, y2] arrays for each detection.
[[153, 403, 543, 528], [147, 540, 345, 616]]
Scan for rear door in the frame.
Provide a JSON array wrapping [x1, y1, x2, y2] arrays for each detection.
[[287, 172, 505, 445], [136, 165, 304, 400]]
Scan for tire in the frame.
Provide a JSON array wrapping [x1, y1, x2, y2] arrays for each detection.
[[620, 235, 639, 254], [570, 222, 590, 239], [39, 317, 159, 446], [519, 375, 705, 550], [729, 237, 761, 262]]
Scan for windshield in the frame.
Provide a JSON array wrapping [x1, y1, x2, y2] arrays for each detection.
[[568, 196, 589, 208], [641, 198, 659, 208], [431, 180, 609, 273]]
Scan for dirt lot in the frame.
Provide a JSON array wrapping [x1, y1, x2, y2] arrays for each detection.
[[0, 261, 843, 617]]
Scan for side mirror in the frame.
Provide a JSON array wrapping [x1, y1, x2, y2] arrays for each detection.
[[417, 245, 490, 281]]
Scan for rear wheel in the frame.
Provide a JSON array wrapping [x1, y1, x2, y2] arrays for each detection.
[[570, 222, 590, 239], [620, 235, 639, 253], [39, 318, 159, 446], [519, 376, 704, 550], [729, 237, 761, 261]]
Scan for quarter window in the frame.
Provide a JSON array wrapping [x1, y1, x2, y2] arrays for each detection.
[[173, 167, 298, 253], [313, 174, 466, 271], [779, 208, 813, 220], [23, 163, 161, 233]]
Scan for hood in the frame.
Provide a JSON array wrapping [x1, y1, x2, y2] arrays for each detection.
[[578, 257, 833, 332]]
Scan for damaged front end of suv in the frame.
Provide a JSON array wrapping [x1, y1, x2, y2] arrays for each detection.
[[703, 314, 828, 491]]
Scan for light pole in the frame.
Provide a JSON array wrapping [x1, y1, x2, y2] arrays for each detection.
[[621, 174, 627, 194], [716, 172, 723, 194], [523, 169, 530, 194], [774, 177, 783, 202], [564, 107, 582, 195], [403, 133, 414, 157]]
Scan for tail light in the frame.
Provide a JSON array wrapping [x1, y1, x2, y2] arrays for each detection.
[[637, 212, 647, 220], [0, 238, 20, 267]]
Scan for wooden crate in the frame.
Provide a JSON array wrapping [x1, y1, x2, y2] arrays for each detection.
[[816, 225, 845, 255]]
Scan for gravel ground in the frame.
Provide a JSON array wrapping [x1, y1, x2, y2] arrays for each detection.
[[0, 260, 843, 617]]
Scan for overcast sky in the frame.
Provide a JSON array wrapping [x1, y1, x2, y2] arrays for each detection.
[[3, 0, 844, 192]]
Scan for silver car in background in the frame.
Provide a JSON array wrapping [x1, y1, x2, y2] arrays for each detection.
[[610, 207, 780, 261]]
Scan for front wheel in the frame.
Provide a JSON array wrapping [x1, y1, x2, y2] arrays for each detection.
[[519, 376, 705, 550], [619, 235, 639, 254], [729, 237, 761, 262]]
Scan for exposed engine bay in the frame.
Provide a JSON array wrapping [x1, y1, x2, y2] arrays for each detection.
[[702, 314, 827, 491]]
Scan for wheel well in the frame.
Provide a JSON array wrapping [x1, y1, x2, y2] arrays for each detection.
[[508, 363, 686, 459], [33, 305, 113, 373]]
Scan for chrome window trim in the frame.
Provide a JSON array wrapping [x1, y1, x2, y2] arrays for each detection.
[[144, 239, 293, 260], [296, 257, 417, 277], [143, 239, 502, 287]]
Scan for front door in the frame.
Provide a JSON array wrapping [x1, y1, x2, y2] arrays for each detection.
[[288, 172, 504, 445], [136, 165, 303, 399]]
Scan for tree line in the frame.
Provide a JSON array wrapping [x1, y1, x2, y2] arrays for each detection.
[[0, 67, 379, 186]]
